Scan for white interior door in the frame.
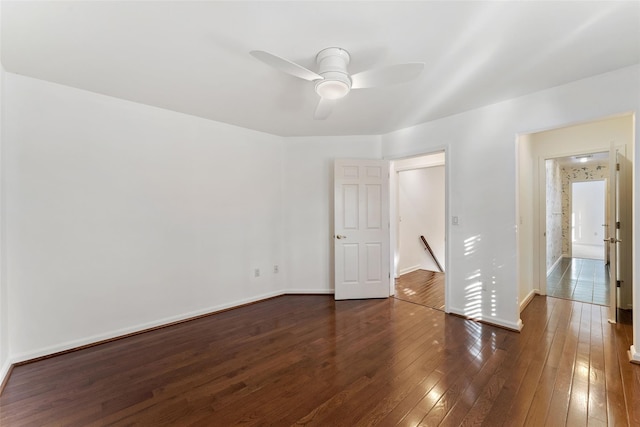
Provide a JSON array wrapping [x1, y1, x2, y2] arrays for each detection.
[[334, 159, 390, 300], [607, 145, 619, 322]]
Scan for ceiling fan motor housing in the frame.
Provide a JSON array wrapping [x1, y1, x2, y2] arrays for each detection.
[[315, 47, 352, 99]]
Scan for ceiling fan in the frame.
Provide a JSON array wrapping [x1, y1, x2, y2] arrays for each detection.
[[250, 47, 424, 120]]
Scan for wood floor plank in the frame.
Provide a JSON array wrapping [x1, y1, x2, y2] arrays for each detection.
[[566, 303, 592, 426], [481, 296, 561, 425], [395, 269, 445, 310], [615, 310, 640, 425], [522, 298, 574, 426], [0, 294, 637, 426], [416, 331, 504, 425], [545, 300, 582, 426], [588, 303, 608, 425], [599, 306, 627, 427]]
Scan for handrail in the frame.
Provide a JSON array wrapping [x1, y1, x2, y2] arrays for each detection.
[[420, 235, 444, 273]]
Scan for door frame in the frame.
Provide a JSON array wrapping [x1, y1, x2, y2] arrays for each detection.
[[387, 148, 450, 313], [536, 147, 618, 317]]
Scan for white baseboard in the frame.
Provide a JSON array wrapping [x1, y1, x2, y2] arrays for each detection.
[[448, 306, 523, 332], [286, 289, 334, 294], [628, 345, 640, 364], [547, 254, 567, 276], [519, 289, 539, 313], [399, 265, 421, 275], [10, 290, 287, 364], [0, 359, 13, 390], [629, 345, 640, 364]]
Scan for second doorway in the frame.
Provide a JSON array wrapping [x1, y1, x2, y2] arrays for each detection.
[[393, 152, 446, 311]]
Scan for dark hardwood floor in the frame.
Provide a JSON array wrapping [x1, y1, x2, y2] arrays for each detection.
[[395, 269, 445, 311], [0, 295, 637, 426]]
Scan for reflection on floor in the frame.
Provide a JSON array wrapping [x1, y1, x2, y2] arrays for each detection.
[[547, 257, 609, 306], [394, 269, 444, 311]]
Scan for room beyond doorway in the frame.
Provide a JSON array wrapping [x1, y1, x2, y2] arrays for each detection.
[[543, 151, 610, 307], [571, 180, 606, 261], [392, 151, 446, 311]]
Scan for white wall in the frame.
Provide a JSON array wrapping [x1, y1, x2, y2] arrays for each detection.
[[382, 65, 640, 332], [283, 136, 381, 293], [517, 134, 534, 307], [397, 166, 445, 274], [4, 73, 286, 361], [1, 73, 382, 372], [0, 62, 9, 381], [572, 180, 605, 246]]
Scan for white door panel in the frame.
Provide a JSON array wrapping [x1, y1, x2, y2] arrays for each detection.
[[334, 159, 390, 300]]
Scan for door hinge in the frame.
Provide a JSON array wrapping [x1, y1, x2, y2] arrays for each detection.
[[616, 221, 621, 229], [616, 163, 620, 171], [616, 280, 621, 288]]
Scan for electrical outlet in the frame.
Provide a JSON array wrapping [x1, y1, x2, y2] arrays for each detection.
[[254, 268, 260, 277], [273, 265, 279, 274]]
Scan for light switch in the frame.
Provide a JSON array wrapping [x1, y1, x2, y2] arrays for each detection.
[[452, 216, 459, 226]]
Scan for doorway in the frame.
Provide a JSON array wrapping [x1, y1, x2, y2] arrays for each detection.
[[517, 114, 633, 325], [391, 152, 446, 311], [571, 180, 606, 260], [543, 153, 610, 306]]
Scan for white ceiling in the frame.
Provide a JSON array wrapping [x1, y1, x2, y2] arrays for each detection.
[[2, 1, 639, 137]]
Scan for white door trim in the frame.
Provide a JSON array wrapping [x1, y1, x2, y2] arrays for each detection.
[[387, 148, 449, 313]]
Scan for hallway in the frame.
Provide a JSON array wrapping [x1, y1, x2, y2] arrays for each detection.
[[547, 258, 609, 306]]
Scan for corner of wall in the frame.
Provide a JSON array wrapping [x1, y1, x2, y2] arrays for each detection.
[[519, 289, 538, 313], [0, 57, 9, 389]]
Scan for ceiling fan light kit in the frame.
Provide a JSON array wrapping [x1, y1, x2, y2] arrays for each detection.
[[314, 47, 352, 100], [315, 79, 350, 100], [250, 46, 424, 119]]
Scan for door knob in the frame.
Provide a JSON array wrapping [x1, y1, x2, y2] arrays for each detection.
[[336, 235, 347, 239]]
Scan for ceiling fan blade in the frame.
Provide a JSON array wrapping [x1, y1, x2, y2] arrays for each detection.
[[351, 63, 425, 89], [314, 98, 335, 120], [250, 50, 323, 81]]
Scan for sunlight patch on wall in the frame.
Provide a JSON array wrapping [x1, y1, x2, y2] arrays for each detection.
[[464, 235, 482, 257]]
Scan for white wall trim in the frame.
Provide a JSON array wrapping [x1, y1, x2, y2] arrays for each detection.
[[10, 290, 286, 364], [388, 146, 450, 314], [0, 361, 12, 391], [520, 289, 539, 312], [399, 265, 422, 276], [6, 290, 340, 367], [448, 306, 523, 332], [286, 289, 334, 295], [629, 345, 640, 364], [547, 254, 567, 277]]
